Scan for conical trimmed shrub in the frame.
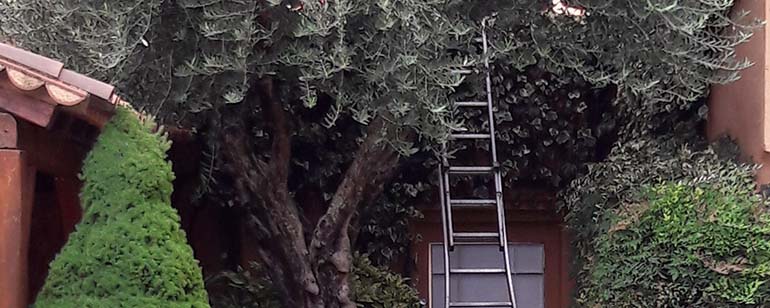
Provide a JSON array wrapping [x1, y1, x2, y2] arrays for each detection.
[[34, 107, 210, 308]]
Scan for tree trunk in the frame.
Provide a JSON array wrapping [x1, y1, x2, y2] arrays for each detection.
[[221, 126, 322, 308], [309, 117, 399, 308], [219, 79, 402, 308]]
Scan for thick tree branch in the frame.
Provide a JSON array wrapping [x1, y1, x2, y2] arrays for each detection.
[[223, 84, 410, 307], [307, 117, 404, 308], [309, 117, 392, 258], [349, 146, 400, 245], [222, 128, 321, 307], [242, 213, 294, 301], [220, 79, 321, 307], [259, 78, 291, 185]]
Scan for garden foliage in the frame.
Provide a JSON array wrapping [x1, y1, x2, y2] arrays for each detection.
[[34, 108, 209, 308], [350, 254, 421, 308], [3, 0, 762, 305], [207, 254, 420, 308], [562, 132, 770, 306], [1, 0, 757, 144]]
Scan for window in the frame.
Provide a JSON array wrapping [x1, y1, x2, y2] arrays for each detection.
[[430, 243, 545, 308]]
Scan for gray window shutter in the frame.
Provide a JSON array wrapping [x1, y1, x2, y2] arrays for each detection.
[[430, 243, 545, 308]]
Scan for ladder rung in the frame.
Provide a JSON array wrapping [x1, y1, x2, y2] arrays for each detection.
[[449, 302, 513, 307], [451, 133, 491, 140], [450, 268, 506, 274], [447, 166, 495, 174], [453, 232, 499, 240], [450, 199, 497, 207], [455, 101, 488, 107]]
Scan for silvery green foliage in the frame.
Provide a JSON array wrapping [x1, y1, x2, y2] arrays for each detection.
[[146, 0, 479, 153], [467, 0, 758, 138], [275, 0, 476, 152], [173, 0, 266, 111], [0, 0, 162, 84], [1, 0, 755, 142]]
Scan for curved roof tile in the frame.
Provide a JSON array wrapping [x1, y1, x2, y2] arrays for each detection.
[[0, 42, 120, 127]]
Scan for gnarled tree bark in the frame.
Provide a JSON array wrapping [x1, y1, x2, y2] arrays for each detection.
[[310, 117, 399, 308], [219, 79, 403, 308]]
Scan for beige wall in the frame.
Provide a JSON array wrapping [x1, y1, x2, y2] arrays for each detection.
[[707, 0, 770, 183]]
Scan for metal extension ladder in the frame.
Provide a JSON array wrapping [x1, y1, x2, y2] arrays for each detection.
[[437, 21, 517, 308]]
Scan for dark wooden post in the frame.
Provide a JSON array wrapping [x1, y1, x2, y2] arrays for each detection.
[[0, 112, 35, 308]]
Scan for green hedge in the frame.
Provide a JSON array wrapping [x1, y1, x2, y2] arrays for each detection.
[[34, 108, 210, 308], [585, 183, 770, 306], [562, 135, 770, 307]]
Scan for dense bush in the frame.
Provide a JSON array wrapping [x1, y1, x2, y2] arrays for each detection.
[[34, 108, 209, 308], [350, 255, 421, 308], [206, 262, 280, 308], [208, 254, 420, 308], [561, 131, 770, 307], [585, 183, 770, 306]]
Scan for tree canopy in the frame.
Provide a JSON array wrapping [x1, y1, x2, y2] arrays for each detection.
[[1, 0, 756, 197], [1, 0, 755, 140]]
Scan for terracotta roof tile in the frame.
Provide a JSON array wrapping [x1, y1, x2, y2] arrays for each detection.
[[0, 43, 63, 77], [0, 43, 116, 101], [58, 69, 115, 101], [0, 42, 121, 128]]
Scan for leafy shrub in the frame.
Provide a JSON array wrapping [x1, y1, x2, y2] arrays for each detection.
[[561, 133, 770, 307], [358, 181, 426, 266], [206, 262, 280, 308], [208, 254, 420, 308], [585, 183, 770, 306], [350, 254, 421, 308], [34, 108, 210, 308]]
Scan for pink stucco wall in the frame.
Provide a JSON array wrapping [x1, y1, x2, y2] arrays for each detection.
[[707, 0, 770, 183]]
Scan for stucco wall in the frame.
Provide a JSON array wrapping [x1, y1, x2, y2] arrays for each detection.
[[707, 0, 770, 183]]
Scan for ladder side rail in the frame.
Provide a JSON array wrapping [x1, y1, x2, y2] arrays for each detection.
[[442, 159, 456, 249], [494, 172, 507, 248], [481, 22, 499, 166], [501, 243, 518, 308], [497, 172, 517, 308], [483, 21, 518, 308], [438, 163, 452, 308], [481, 21, 506, 251]]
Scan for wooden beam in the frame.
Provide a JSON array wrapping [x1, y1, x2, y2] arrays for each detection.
[[0, 79, 55, 128], [58, 100, 114, 129], [0, 113, 17, 149], [54, 176, 82, 236], [0, 150, 35, 308], [16, 120, 88, 177]]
